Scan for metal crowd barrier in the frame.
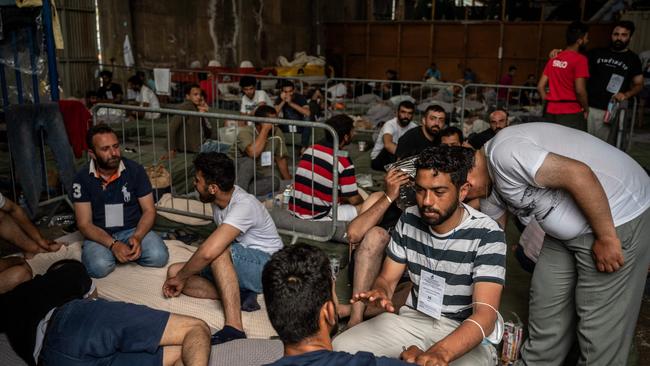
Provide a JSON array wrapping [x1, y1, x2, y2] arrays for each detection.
[[323, 77, 466, 126], [90, 103, 341, 243], [214, 72, 306, 113]]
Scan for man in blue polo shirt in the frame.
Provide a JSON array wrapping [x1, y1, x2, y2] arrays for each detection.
[[72, 124, 169, 278]]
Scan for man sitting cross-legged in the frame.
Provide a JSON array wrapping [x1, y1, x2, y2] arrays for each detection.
[[333, 146, 506, 366], [163, 152, 284, 345], [263, 243, 413, 366]]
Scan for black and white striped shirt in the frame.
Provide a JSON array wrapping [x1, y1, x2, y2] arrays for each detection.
[[387, 204, 506, 321]]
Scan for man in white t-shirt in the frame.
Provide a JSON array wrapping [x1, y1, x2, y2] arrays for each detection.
[[239, 76, 273, 116], [163, 152, 283, 345], [370, 100, 417, 171], [465, 123, 650, 366], [127, 75, 160, 120]]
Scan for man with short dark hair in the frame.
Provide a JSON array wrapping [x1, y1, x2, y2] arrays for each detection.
[[127, 75, 160, 119], [538, 21, 590, 131], [586, 20, 644, 143], [370, 101, 417, 170], [230, 105, 291, 195], [164, 152, 283, 345], [395, 104, 446, 160], [96, 70, 123, 104], [73, 124, 169, 278], [467, 109, 509, 149], [439, 126, 464, 146], [289, 115, 379, 222], [239, 76, 273, 116], [168, 83, 211, 157], [263, 244, 412, 366], [334, 146, 506, 366], [275, 80, 312, 148]]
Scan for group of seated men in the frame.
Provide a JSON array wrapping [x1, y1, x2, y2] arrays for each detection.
[[1, 87, 649, 366]]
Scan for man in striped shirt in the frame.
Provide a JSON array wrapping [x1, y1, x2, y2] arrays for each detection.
[[289, 114, 379, 221], [333, 146, 506, 366]]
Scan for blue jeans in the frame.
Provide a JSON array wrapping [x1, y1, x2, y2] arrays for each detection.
[[40, 298, 169, 366], [82, 228, 169, 278], [5, 102, 76, 217], [200, 243, 270, 293], [201, 139, 231, 153]]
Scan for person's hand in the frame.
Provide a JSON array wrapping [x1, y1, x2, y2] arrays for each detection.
[[37, 238, 63, 252], [592, 236, 624, 272], [350, 288, 395, 312], [127, 236, 142, 261], [613, 92, 627, 102], [162, 275, 186, 298], [283, 92, 292, 103], [198, 101, 209, 112], [400, 346, 425, 363], [385, 169, 411, 202], [412, 350, 450, 366], [260, 123, 274, 132], [111, 241, 132, 263], [583, 109, 589, 121], [549, 48, 562, 58]]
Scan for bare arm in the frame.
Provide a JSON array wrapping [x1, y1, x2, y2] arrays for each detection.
[[346, 169, 410, 244], [537, 74, 548, 101], [343, 194, 363, 206], [535, 153, 622, 272], [74, 202, 114, 247], [288, 101, 311, 117], [244, 125, 272, 158], [574, 77, 589, 113], [383, 134, 397, 155], [404, 282, 503, 365], [176, 224, 241, 280], [2, 199, 47, 245], [615, 74, 644, 101], [275, 156, 292, 180], [133, 193, 156, 241]]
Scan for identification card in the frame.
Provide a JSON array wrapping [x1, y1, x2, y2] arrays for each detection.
[[416, 270, 445, 319], [606, 74, 624, 94], [261, 151, 272, 166], [288, 125, 298, 133], [106, 90, 113, 100], [105, 204, 124, 228]]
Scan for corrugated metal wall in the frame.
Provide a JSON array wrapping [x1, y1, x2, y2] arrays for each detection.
[[622, 11, 650, 54], [56, 0, 98, 98]]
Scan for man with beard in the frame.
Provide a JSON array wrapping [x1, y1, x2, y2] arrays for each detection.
[[263, 244, 412, 366], [537, 21, 590, 131], [466, 109, 509, 149], [163, 152, 283, 345], [370, 101, 417, 171], [72, 124, 169, 278], [586, 20, 644, 143], [463, 123, 650, 365], [333, 146, 506, 366], [395, 105, 446, 160]]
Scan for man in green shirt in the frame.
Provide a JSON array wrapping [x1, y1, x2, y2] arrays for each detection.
[[230, 105, 292, 195]]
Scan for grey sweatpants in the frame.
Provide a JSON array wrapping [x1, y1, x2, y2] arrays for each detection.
[[521, 208, 650, 366]]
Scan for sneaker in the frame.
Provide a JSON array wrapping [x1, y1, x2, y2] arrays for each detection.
[[210, 325, 246, 345]]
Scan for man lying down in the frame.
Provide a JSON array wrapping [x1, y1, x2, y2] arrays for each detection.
[[0, 259, 210, 366]]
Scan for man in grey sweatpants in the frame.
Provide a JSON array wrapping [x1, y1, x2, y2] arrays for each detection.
[[465, 122, 650, 366]]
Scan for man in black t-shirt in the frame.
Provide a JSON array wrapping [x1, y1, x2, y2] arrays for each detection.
[[587, 20, 644, 143], [395, 105, 446, 160], [96, 70, 123, 104], [275, 80, 312, 148]]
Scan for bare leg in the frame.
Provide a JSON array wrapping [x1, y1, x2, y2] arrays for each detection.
[[0, 257, 33, 294], [348, 226, 389, 327], [210, 249, 243, 331], [167, 262, 219, 299], [0, 212, 42, 257], [160, 314, 210, 366]]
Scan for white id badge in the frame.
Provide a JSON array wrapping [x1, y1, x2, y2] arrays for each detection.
[[416, 270, 445, 320], [106, 90, 113, 100], [105, 204, 124, 228], [261, 151, 272, 166], [606, 74, 624, 94], [288, 125, 298, 133]]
